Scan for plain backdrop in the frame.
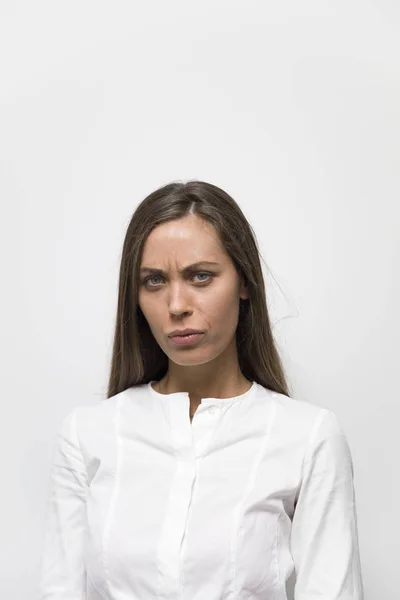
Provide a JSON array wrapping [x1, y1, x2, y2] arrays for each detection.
[[0, 1, 399, 598]]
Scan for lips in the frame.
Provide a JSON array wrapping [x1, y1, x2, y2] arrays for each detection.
[[168, 329, 204, 337], [169, 332, 204, 346]]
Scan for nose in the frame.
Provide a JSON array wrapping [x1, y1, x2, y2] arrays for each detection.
[[168, 284, 193, 317]]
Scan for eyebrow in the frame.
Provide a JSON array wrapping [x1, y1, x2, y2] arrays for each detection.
[[139, 261, 220, 275]]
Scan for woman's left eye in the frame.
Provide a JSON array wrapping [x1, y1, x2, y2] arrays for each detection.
[[141, 272, 213, 287], [195, 272, 212, 282]]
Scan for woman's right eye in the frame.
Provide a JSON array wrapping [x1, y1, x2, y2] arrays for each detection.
[[143, 275, 162, 286], [141, 272, 213, 287]]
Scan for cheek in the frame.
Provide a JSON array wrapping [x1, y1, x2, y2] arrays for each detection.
[[138, 297, 161, 326], [201, 291, 239, 323]]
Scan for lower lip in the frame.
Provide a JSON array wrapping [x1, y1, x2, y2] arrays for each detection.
[[169, 332, 204, 346]]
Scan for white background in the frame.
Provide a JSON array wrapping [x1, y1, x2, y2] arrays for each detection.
[[1, 1, 399, 598]]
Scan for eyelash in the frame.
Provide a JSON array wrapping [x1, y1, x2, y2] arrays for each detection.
[[141, 272, 213, 287]]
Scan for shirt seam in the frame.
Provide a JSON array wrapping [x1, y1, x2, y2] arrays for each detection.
[[230, 398, 278, 597], [155, 389, 176, 600], [299, 409, 330, 476], [71, 406, 89, 489], [102, 393, 124, 600], [274, 512, 281, 600]]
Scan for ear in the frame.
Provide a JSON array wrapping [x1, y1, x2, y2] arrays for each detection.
[[239, 276, 249, 301]]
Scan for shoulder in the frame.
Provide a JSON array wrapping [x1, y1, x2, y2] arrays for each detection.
[[255, 383, 346, 446], [58, 383, 148, 439]]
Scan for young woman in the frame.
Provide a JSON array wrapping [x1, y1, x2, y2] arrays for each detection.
[[38, 180, 364, 599]]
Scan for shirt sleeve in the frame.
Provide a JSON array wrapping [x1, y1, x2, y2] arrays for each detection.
[[290, 409, 364, 599], [38, 407, 88, 599]]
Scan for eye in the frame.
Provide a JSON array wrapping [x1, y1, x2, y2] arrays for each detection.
[[142, 275, 162, 286], [141, 272, 213, 287], [194, 272, 212, 282]]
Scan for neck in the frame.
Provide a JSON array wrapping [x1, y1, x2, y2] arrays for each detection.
[[157, 371, 251, 421]]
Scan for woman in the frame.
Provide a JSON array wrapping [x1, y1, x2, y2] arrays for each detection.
[[38, 180, 364, 599]]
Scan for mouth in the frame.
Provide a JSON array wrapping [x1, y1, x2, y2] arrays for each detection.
[[168, 329, 204, 337], [168, 332, 205, 346]]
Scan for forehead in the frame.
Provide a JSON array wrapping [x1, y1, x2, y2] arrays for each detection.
[[140, 216, 227, 264]]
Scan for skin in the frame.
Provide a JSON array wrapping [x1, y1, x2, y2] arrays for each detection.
[[138, 214, 251, 421]]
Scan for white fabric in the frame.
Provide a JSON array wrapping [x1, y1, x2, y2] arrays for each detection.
[[38, 380, 364, 599]]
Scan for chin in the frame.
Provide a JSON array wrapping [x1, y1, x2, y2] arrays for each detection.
[[169, 347, 225, 368]]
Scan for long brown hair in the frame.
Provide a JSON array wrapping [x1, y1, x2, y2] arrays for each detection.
[[107, 180, 291, 399]]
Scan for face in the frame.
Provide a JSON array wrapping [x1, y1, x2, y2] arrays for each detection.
[[137, 214, 248, 367]]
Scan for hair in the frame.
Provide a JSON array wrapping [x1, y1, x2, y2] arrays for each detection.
[[106, 180, 291, 399]]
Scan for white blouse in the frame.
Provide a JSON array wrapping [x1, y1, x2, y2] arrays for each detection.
[[38, 380, 364, 599]]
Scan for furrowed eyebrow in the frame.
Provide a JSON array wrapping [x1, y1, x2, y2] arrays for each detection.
[[139, 261, 219, 275]]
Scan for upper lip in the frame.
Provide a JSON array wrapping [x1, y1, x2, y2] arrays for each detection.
[[168, 328, 204, 337]]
